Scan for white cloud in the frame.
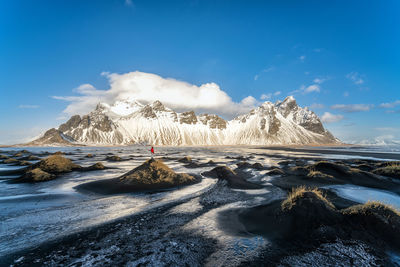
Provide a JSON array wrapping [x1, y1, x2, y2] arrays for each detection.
[[321, 112, 344, 123], [310, 103, 324, 109], [331, 104, 373, 112], [290, 84, 320, 95], [260, 91, 281, 101], [379, 100, 400, 108], [299, 55, 306, 62], [18, 105, 39, 109], [260, 93, 271, 100], [346, 72, 364, 85], [304, 84, 320, 93], [53, 71, 258, 118], [343, 91, 349, 97], [254, 74, 259, 81], [313, 78, 326, 84]]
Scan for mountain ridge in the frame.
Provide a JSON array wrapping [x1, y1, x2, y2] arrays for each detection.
[[26, 96, 340, 146]]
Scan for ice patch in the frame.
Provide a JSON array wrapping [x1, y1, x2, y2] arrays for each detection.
[[325, 184, 400, 210]]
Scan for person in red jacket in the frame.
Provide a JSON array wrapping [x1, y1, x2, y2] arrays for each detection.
[[150, 146, 154, 159]]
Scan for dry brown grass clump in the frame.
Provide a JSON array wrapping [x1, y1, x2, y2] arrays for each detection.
[[38, 155, 80, 173], [3, 158, 19, 164], [307, 169, 334, 179], [372, 162, 400, 178], [120, 158, 195, 186], [24, 168, 56, 182], [281, 186, 335, 211], [178, 156, 192, 163], [342, 200, 400, 217]]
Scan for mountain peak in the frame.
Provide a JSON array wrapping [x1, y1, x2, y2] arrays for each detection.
[[110, 99, 143, 116], [282, 95, 296, 104], [276, 95, 298, 117], [151, 100, 166, 111]]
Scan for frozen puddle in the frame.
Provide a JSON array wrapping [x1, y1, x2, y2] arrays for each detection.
[[325, 184, 400, 210]]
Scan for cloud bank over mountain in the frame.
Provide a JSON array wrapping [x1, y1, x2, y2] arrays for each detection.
[[53, 71, 258, 118]]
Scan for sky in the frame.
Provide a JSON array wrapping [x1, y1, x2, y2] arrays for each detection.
[[1, 0, 399, 145]]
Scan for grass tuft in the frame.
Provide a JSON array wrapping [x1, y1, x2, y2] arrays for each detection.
[[281, 186, 335, 211]]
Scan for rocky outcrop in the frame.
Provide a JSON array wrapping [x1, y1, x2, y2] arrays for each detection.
[[199, 114, 227, 129], [27, 128, 75, 146], [179, 111, 198, 125]]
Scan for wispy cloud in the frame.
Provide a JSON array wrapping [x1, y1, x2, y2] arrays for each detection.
[[343, 91, 349, 97], [254, 66, 275, 80], [313, 78, 326, 84], [331, 104, 373, 112], [290, 83, 320, 95], [299, 55, 306, 62], [379, 100, 400, 108], [304, 84, 320, 93], [321, 112, 344, 123], [260, 93, 271, 100], [346, 72, 364, 85], [18, 105, 39, 109], [260, 91, 281, 100]]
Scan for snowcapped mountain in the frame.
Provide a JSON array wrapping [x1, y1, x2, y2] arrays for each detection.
[[28, 96, 339, 146]]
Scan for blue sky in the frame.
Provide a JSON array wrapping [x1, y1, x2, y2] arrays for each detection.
[[1, 0, 399, 144]]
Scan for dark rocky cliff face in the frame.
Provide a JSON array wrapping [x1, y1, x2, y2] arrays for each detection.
[[28, 128, 75, 145], [179, 111, 198, 125], [199, 114, 227, 129]]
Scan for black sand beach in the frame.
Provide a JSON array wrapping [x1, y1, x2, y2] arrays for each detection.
[[1, 145, 400, 266]]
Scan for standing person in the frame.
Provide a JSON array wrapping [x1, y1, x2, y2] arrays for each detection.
[[150, 146, 154, 159]]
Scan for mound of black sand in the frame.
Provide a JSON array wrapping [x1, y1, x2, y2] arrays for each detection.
[[19, 155, 40, 161], [238, 187, 400, 249], [267, 168, 285, 175], [80, 162, 106, 171], [77, 158, 200, 194], [17, 168, 56, 182], [372, 162, 400, 179], [202, 166, 262, 189], [2, 158, 19, 164], [236, 161, 265, 170], [342, 202, 400, 247], [178, 156, 192, 163], [11, 155, 109, 183], [274, 160, 400, 193], [36, 154, 81, 173], [105, 155, 123, 162]]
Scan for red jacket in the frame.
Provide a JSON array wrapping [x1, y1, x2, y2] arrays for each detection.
[[150, 147, 154, 154]]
